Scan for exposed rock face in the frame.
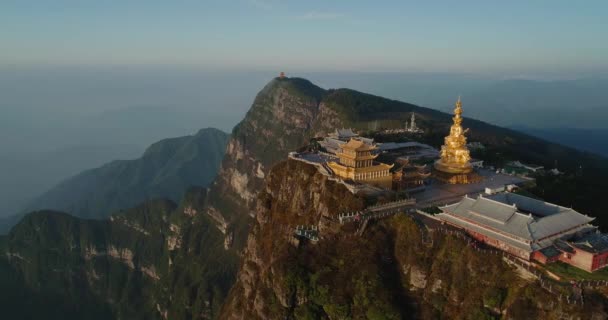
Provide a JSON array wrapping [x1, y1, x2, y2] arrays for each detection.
[[5, 76, 608, 320], [3, 192, 238, 320], [205, 78, 341, 241], [220, 160, 608, 320], [220, 160, 365, 320], [407, 265, 428, 290], [107, 246, 135, 269], [167, 224, 182, 251]]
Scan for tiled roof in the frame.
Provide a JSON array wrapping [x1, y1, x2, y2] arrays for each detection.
[[570, 233, 608, 254], [335, 128, 358, 138], [341, 138, 376, 151], [539, 245, 561, 258], [436, 212, 533, 252], [440, 194, 594, 244]]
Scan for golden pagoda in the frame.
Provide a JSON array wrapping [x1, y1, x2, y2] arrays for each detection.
[[433, 97, 481, 184], [327, 138, 393, 188]]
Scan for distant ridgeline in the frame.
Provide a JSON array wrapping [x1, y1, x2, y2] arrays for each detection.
[[2, 75, 608, 319], [17, 128, 229, 222]]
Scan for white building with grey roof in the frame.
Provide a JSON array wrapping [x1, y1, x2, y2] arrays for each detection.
[[437, 193, 595, 260]]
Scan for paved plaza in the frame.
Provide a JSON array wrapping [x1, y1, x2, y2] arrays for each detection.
[[414, 169, 530, 207]]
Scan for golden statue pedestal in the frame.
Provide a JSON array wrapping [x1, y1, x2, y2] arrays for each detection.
[[432, 165, 482, 184], [433, 160, 472, 174]]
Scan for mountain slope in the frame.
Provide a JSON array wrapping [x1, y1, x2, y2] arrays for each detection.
[[207, 77, 608, 249], [22, 128, 229, 221], [463, 78, 608, 128], [512, 126, 608, 157], [3, 76, 608, 319], [2, 189, 238, 320], [220, 159, 608, 319], [0, 143, 142, 218]]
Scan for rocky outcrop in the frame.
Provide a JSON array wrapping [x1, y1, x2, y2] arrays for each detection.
[[220, 159, 364, 319], [107, 246, 135, 269], [3, 194, 238, 320], [205, 78, 341, 232], [5, 76, 608, 320], [220, 159, 608, 320]]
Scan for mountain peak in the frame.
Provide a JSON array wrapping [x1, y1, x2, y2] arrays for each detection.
[[259, 76, 326, 102]]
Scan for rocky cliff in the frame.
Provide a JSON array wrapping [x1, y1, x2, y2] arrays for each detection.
[[4, 76, 608, 319], [220, 159, 608, 320], [204, 77, 341, 248], [2, 188, 238, 320], [204, 76, 608, 249]]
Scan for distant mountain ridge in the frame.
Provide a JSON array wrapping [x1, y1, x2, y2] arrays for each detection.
[[20, 127, 229, 221], [512, 126, 608, 157], [3, 76, 608, 319], [462, 78, 608, 129], [2, 192, 238, 319], [0, 143, 142, 217]]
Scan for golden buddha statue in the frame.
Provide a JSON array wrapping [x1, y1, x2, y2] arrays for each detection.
[[433, 97, 480, 184]]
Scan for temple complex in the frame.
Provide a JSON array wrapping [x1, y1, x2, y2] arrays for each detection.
[[433, 97, 481, 184], [392, 158, 430, 192], [437, 193, 608, 272], [327, 138, 393, 188]]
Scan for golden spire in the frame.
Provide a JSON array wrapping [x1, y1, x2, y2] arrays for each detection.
[[433, 96, 472, 175], [453, 95, 463, 125]]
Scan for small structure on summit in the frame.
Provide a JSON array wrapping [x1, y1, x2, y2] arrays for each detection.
[[433, 97, 481, 184], [279, 71, 286, 79], [327, 138, 394, 189]]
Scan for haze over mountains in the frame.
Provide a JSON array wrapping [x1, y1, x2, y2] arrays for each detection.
[[3, 76, 607, 319], [22, 128, 229, 220], [0, 67, 607, 218]]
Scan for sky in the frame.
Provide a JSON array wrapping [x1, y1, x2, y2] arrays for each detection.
[[1, 1, 607, 76]]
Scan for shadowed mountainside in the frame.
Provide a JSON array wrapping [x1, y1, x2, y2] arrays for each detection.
[[19, 128, 229, 222], [2, 77, 608, 319]]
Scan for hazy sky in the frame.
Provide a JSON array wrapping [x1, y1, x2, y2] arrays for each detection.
[[1, 1, 607, 76]]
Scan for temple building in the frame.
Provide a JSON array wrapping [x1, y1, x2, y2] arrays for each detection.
[[433, 97, 481, 184], [320, 128, 375, 155], [437, 193, 604, 272], [535, 232, 608, 272], [327, 138, 393, 188], [329, 128, 359, 141], [392, 158, 430, 192]]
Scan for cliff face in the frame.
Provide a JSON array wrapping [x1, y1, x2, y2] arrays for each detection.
[[202, 76, 608, 247], [4, 76, 608, 319], [205, 77, 342, 247], [3, 188, 238, 320], [220, 160, 608, 320]]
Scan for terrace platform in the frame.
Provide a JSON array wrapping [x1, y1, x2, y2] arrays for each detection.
[[414, 169, 529, 207]]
